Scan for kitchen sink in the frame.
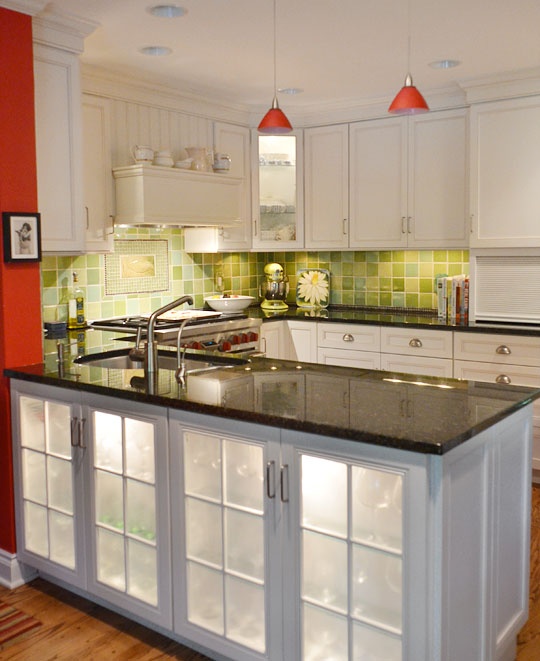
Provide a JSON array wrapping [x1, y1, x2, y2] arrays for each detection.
[[74, 349, 247, 373]]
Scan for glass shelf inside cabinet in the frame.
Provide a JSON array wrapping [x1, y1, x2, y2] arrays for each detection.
[[258, 134, 298, 243]]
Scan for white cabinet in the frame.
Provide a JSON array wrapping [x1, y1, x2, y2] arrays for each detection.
[[113, 164, 243, 227], [317, 322, 381, 368], [252, 131, 304, 250], [453, 331, 540, 471], [34, 42, 85, 253], [169, 412, 282, 661], [260, 320, 286, 359], [470, 96, 540, 248], [82, 94, 114, 252], [287, 321, 318, 363], [349, 110, 468, 249], [304, 125, 349, 250], [11, 381, 172, 628], [380, 327, 454, 378]]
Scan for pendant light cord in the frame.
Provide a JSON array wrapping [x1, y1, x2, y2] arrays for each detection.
[[273, 0, 277, 98]]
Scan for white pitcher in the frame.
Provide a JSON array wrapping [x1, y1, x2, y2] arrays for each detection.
[[131, 145, 154, 163]]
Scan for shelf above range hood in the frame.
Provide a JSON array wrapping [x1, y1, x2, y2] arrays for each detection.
[[113, 164, 243, 227]]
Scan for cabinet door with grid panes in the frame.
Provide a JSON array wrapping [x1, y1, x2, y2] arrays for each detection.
[[169, 410, 282, 661], [11, 380, 87, 588], [84, 394, 172, 629], [281, 429, 429, 661]]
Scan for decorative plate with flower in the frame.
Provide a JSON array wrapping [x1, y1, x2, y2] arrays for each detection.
[[296, 268, 330, 308]]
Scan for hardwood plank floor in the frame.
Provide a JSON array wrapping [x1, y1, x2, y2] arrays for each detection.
[[2, 486, 540, 660]]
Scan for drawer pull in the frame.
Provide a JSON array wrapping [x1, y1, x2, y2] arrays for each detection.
[[409, 338, 423, 348], [495, 374, 511, 384], [496, 345, 511, 355], [343, 333, 354, 343], [266, 461, 276, 499]]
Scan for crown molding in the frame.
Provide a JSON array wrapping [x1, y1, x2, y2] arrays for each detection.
[[459, 67, 540, 104], [0, 0, 46, 16], [33, 7, 98, 54], [81, 64, 251, 126]]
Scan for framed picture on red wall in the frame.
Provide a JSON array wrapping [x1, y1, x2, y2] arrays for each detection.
[[2, 212, 41, 262]]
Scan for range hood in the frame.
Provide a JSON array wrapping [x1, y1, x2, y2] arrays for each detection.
[[113, 164, 243, 228]]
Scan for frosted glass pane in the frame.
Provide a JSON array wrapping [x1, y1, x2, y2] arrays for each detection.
[[224, 440, 263, 512], [127, 538, 157, 605], [302, 530, 347, 612], [22, 449, 46, 504], [20, 396, 45, 451], [47, 456, 73, 513], [126, 479, 155, 542], [302, 455, 347, 536], [49, 509, 75, 569], [225, 575, 265, 653], [352, 544, 402, 632], [225, 509, 264, 581], [187, 561, 224, 634], [353, 621, 402, 661], [94, 411, 122, 473], [303, 603, 348, 661], [352, 467, 402, 550], [46, 401, 72, 457], [24, 501, 49, 557], [186, 497, 222, 566], [95, 470, 124, 532], [184, 431, 221, 501], [97, 527, 125, 591], [125, 418, 155, 483]]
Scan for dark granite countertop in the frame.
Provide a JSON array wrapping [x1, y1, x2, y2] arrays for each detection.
[[5, 328, 540, 456], [250, 305, 540, 336]]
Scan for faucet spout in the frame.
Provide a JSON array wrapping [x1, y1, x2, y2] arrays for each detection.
[[145, 295, 193, 374]]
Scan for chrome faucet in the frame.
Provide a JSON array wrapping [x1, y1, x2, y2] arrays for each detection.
[[145, 295, 194, 374]]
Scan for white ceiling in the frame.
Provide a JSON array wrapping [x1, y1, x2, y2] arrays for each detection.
[[46, 0, 540, 111]]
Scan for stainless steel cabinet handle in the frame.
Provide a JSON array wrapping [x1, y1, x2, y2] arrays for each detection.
[[496, 345, 511, 355], [401, 216, 407, 234], [343, 333, 354, 343], [280, 464, 289, 502], [495, 374, 511, 384], [78, 418, 87, 448], [85, 206, 90, 230], [266, 461, 276, 499], [409, 338, 423, 348], [253, 219, 257, 236], [342, 218, 348, 235], [70, 417, 78, 447]]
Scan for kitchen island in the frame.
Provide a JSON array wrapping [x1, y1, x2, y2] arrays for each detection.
[[6, 329, 540, 661]]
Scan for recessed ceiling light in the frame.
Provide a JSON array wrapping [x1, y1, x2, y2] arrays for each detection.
[[147, 5, 186, 18], [278, 87, 304, 95], [429, 59, 461, 69], [139, 46, 172, 56]]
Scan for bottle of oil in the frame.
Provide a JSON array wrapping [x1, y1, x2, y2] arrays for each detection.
[[67, 272, 86, 328]]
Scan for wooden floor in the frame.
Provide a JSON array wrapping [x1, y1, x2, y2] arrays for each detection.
[[1, 487, 540, 660]]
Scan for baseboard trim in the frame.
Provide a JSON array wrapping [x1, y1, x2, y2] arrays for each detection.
[[0, 549, 37, 589]]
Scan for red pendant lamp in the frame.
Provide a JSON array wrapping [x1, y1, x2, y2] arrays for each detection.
[[258, 0, 292, 134], [388, 0, 429, 115]]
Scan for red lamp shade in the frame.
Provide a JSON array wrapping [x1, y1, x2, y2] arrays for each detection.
[[388, 73, 429, 115], [258, 97, 292, 134]]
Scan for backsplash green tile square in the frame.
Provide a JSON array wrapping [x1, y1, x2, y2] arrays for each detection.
[[40, 228, 469, 323]]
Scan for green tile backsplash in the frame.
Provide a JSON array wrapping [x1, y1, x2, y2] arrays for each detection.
[[41, 226, 469, 322]]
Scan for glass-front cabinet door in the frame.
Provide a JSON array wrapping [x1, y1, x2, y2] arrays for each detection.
[[86, 396, 172, 629], [252, 130, 304, 250], [170, 412, 282, 661], [11, 381, 86, 588]]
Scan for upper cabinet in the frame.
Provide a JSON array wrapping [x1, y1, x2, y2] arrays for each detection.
[[470, 96, 540, 248], [34, 43, 85, 253], [304, 125, 349, 250], [252, 131, 304, 251], [349, 109, 469, 250], [82, 94, 114, 252], [33, 15, 97, 254]]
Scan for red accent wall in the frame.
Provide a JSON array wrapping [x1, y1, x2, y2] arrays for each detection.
[[0, 8, 44, 553]]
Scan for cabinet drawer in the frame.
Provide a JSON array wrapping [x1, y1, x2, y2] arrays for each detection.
[[453, 359, 540, 388], [380, 327, 453, 358], [317, 347, 381, 369], [454, 332, 540, 367], [317, 323, 380, 351], [380, 354, 453, 378]]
